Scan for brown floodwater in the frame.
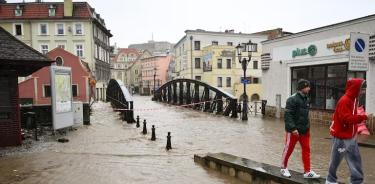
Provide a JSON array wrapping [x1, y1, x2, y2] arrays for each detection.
[[0, 95, 374, 184]]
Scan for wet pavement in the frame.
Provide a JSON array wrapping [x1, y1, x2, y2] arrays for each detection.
[[0, 95, 375, 184]]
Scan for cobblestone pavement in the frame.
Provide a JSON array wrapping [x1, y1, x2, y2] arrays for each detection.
[[0, 96, 374, 184]]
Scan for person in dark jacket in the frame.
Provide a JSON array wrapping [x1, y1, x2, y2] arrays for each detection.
[[326, 78, 369, 184], [280, 79, 320, 178]]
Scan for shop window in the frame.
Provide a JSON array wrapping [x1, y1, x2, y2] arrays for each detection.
[[212, 41, 218, 46], [291, 63, 355, 110]]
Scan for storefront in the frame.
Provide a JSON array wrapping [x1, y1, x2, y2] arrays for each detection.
[[261, 14, 375, 125]]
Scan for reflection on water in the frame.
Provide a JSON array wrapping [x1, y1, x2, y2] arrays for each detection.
[[0, 95, 374, 184]]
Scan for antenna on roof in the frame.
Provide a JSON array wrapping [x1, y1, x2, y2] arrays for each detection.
[[152, 32, 154, 41]]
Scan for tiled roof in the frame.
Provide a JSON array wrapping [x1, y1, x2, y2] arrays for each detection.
[[0, 2, 91, 19], [0, 26, 51, 62]]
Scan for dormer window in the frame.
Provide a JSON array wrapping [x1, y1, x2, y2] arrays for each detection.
[[48, 5, 56, 17], [15, 5, 23, 16]]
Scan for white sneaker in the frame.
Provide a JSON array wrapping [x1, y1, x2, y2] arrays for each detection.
[[325, 180, 338, 184], [280, 168, 291, 178], [304, 170, 320, 178]]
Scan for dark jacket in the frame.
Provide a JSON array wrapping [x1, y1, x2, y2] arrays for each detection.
[[284, 92, 310, 134], [330, 78, 367, 139]]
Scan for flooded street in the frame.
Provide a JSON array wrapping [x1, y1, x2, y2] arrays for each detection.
[[1, 95, 375, 184]]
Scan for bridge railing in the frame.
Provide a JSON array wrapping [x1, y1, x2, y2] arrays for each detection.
[[106, 79, 135, 123], [153, 79, 238, 118]]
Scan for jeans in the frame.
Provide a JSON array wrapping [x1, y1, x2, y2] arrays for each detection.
[[326, 137, 363, 184]]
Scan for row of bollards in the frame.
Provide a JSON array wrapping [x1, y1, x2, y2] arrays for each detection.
[[136, 115, 172, 150]]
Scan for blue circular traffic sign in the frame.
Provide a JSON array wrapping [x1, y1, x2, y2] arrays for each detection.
[[355, 38, 365, 52]]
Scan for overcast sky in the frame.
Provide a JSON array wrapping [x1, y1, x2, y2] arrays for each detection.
[[7, 0, 375, 47]]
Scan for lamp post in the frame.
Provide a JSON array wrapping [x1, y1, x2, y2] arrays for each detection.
[[153, 67, 157, 95], [236, 40, 257, 121]]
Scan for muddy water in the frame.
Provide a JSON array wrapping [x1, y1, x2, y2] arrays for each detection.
[[0, 95, 374, 184]]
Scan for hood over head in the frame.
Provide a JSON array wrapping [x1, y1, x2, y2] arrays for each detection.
[[345, 78, 365, 99]]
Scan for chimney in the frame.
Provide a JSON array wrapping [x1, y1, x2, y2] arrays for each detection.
[[64, 0, 73, 17]]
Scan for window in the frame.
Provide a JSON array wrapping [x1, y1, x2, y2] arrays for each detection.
[[44, 85, 51, 97], [195, 76, 201, 81], [55, 57, 63, 66], [75, 23, 83, 35], [41, 45, 49, 54], [194, 41, 200, 50], [135, 70, 138, 74], [57, 44, 65, 50], [40, 23, 48, 35], [15, 5, 22, 16], [56, 23, 64, 35], [14, 23, 23, 36], [72, 85, 78, 97], [195, 58, 201, 69], [217, 77, 222, 87], [226, 59, 231, 69], [75, 44, 83, 57], [291, 64, 352, 110], [217, 59, 222, 69], [253, 78, 259, 84], [212, 41, 218, 46], [227, 42, 233, 46], [48, 5, 56, 16], [253, 60, 258, 69], [226, 77, 231, 87]]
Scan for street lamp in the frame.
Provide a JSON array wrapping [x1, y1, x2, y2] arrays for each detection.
[[236, 40, 257, 120]]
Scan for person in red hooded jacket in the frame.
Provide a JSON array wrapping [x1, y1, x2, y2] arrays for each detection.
[[326, 78, 368, 184]]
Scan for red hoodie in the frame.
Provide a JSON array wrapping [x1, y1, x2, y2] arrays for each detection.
[[330, 78, 368, 139]]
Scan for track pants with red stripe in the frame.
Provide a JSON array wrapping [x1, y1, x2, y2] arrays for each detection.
[[281, 130, 311, 173]]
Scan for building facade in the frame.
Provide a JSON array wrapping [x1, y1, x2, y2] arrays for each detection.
[[141, 55, 173, 95], [261, 14, 375, 126], [173, 29, 270, 98], [19, 48, 91, 105], [110, 48, 140, 88], [0, 0, 112, 101]]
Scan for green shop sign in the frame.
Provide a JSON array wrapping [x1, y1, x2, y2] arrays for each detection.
[[292, 45, 317, 58]]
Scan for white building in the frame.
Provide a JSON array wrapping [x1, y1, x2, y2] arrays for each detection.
[[261, 14, 375, 120]]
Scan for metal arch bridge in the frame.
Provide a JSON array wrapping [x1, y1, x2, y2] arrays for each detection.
[[152, 78, 239, 118], [106, 79, 135, 123]]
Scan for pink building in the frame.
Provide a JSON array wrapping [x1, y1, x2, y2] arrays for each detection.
[[141, 55, 172, 95], [19, 48, 92, 105]]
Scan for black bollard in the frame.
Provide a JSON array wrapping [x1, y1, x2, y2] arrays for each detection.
[[166, 132, 172, 150], [136, 116, 140, 128], [142, 120, 147, 134], [151, 125, 156, 141]]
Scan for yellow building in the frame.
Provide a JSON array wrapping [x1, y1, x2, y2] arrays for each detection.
[[0, 0, 112, 101], [174, 29, 268, 100], [199, 45, 262, 101]]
